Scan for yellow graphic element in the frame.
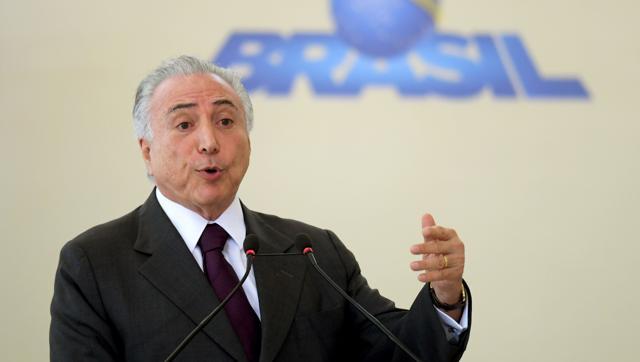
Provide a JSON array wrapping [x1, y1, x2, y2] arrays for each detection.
[[411, 0, 441, 23]]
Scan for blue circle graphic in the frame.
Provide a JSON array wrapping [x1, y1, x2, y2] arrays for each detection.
[[331, 0, 438, 58]]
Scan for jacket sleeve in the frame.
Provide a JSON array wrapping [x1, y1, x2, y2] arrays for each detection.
[[50, 242, 121, 361], [325, 229, 471, 362]]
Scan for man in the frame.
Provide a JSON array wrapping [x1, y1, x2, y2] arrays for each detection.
[[50, 56, 471, 361]]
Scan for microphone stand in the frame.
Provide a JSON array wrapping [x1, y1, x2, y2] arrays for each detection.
[[303, 247, 424, 362], [164, 254, 256, 362]]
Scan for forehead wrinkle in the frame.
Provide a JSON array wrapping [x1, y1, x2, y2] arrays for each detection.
[[152, 74, 244, 122]]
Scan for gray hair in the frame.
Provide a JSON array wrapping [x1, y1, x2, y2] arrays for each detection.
[[132, 55, 254, 141]]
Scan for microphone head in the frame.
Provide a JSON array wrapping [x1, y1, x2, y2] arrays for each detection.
[[295, 233, 314, 254], [243, 234, 260, 256]]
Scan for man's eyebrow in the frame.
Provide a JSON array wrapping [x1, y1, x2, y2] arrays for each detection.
[[166, 99, 238, 115], [167, 103, 196, 114], [212, 99, 238, 109], [167, 99, 238, 114]]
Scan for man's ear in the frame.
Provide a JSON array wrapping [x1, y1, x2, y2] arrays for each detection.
[[139, 138, 153, 177]]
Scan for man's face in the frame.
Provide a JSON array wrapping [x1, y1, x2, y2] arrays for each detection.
[[139, 73, 251, 219]]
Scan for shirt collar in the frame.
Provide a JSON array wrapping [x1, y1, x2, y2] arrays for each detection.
[[155, 188, 246, 253]]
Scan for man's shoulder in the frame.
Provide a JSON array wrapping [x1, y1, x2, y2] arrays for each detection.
[[63, 206, 142, 255], [246, 208, 330, 237], [244, 207, 346, 255]]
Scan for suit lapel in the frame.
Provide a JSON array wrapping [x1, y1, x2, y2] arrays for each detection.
[[134, 192, 246, 362], [243, 206, 307, 362]]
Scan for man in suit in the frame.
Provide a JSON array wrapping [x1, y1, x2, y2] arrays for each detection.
[[50, 56, 471, 361]]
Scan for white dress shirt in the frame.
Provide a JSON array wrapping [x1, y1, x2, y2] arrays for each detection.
[[156, 189, 261, 319], [155, 188, 467, 339]]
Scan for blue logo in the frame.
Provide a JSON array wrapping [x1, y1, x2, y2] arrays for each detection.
[[332, 0, 438, 57], [213, 1, 588, 99]]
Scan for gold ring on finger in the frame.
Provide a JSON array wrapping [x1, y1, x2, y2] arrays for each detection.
[[438, 254, 447, 269]]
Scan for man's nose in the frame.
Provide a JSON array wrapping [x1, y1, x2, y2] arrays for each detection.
[[198, 122, 219, 154]]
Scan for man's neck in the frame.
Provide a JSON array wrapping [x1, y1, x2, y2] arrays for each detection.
[[155, 187, 235, 221]]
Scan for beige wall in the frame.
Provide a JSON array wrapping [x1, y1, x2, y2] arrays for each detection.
[[2, 0, 639, 360]]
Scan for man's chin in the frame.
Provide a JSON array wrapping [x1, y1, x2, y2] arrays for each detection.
[[193, 190, 235, 215]]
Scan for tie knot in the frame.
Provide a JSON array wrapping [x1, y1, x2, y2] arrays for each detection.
[[199, 223, 229, 252]]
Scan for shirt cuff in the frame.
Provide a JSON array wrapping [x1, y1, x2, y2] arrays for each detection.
[[435, 300, 469, 343]]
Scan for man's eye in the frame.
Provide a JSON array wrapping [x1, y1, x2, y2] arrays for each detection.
[[219, 119, 234, 128], [177, 122, 190, 130]]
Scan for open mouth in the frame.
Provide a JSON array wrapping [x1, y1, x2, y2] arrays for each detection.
[[201, 166, 221, 175]]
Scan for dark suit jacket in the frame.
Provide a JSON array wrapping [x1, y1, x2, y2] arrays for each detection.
[[50, 192, 471, 361]]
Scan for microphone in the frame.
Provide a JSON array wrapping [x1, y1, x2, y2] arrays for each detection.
[[243, 234, 259, 257], [295, 233, 424, 362], [164, 234, 260, 362]]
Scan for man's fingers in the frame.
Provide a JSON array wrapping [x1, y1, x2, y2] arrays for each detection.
[[421, 213, 436, 229], [413, 213, 466, 284], [410, 253, 465, 271], [410, 239, 463, 255], [422, 225, 457, 241], [411, 241, 439, 255]]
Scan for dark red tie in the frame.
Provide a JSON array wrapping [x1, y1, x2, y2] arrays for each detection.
[[199, 223, 261, 362]]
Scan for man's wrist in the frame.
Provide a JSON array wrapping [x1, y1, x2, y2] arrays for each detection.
[[430, 282, 466, 311]]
